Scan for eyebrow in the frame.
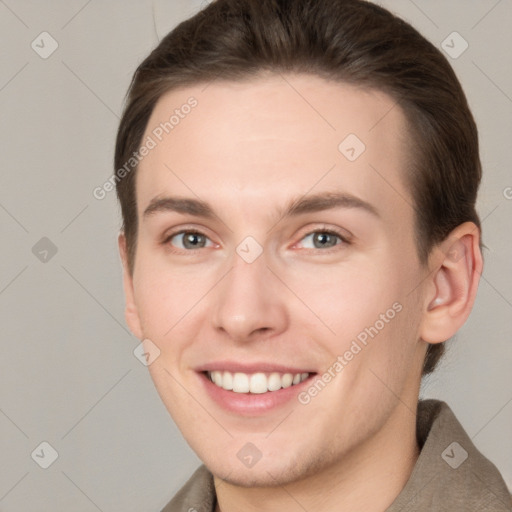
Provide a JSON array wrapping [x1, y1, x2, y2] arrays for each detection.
[[142, 191, 380, 221]]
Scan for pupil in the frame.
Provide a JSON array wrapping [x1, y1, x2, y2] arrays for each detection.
[[315, 233, 334, 248], [185, 233, 203, 248]]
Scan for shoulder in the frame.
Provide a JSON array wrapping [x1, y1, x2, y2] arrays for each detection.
[[160, 465, 216, 512], [388, 399, 512, 511]]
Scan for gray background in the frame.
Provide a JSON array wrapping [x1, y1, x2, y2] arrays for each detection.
[[0, 0, 510, 510]]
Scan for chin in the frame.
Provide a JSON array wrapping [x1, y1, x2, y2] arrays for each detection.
[[207, 460, 302, 488], [201, 445, 334, 488]]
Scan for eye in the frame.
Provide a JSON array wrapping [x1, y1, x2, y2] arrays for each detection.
[[296, 229, 348, 250], [165, 230, 215, 251]]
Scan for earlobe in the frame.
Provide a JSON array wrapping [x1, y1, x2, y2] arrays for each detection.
[[420, 223, 483, 344], [118, 233, 143, 340]]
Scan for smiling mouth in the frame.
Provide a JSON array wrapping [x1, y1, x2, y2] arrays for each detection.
[[205, 370, 312, 394]]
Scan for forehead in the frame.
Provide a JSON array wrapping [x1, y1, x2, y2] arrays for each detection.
[[136, 74, 413, 227]]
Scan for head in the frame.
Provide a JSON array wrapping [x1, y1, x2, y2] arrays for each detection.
[[115, 0, 482, 487]]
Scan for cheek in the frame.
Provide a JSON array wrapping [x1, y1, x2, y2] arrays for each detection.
[[132, 259, 206, 339], [312, 259, 419, 373], [293, 261, 400, 338]]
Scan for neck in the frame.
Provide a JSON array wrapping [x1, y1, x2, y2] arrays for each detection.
[[214, 402, 420, 512]]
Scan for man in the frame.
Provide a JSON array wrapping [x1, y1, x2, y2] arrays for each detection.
[[114, 0, 511, 510]]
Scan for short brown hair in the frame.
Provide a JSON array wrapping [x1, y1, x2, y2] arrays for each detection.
[[115, 0, 482, 375]]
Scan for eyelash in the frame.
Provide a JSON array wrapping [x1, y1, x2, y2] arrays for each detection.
[[296, 228, 350, 252], [162, 226, 351, 254]]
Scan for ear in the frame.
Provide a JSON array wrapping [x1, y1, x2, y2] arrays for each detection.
[[419, 222, 483, 344], [118, 232, 143, 340]]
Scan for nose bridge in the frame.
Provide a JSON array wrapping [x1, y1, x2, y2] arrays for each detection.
[[211, 247, 287, 341]]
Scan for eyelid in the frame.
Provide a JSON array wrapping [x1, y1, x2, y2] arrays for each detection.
[[162, 223, 211, 239], [161, 225, 218, 250], [294, 223, 352, 244], [291, 226, 351, 252]]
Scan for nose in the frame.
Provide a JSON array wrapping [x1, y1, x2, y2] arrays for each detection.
[[211, 251, 289, 343]]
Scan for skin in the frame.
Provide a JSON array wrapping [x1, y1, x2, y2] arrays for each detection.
[[119, 73, 482, 511]]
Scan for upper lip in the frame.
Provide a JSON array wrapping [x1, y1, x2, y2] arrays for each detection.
[[196, 361, 315, 374]]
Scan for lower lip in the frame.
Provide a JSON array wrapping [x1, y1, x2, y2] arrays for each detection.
[[198, 372, 315, 416]]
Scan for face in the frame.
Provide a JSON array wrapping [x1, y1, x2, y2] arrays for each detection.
[[122, 74, 430, 486]]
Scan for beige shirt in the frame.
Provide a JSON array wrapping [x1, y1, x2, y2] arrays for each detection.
[[162, 400, 512, 511]]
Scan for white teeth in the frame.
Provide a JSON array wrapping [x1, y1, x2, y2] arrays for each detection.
[[268, 372, 282, 391], [232, 372, 250, 393], [212, 371, 222, 387], [222, 371, 233, 390], [249, 373, 267, 394], [207, 370, 310, 393], [281, 373, 293, 388]]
